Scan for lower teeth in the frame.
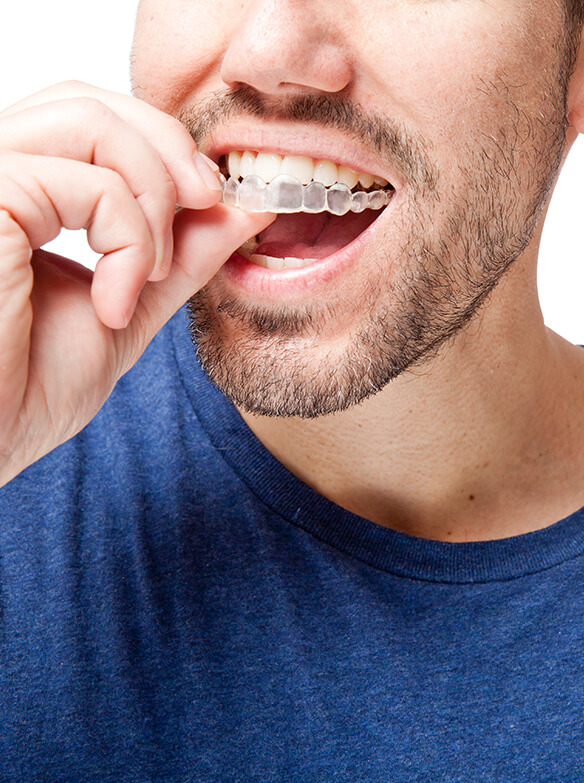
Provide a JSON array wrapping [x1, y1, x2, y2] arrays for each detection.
[[220, 174, 393, 215], [248, 253, 317, 269], [235, 238, 317, 269]]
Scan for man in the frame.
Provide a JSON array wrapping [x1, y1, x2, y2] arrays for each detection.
[[0, 0, 583, 779]]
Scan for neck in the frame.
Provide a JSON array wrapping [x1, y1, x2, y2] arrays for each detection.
[[240, 247, 584, 542]]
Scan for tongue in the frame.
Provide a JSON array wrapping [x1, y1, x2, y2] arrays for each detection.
[[255, 210, 379, 260]]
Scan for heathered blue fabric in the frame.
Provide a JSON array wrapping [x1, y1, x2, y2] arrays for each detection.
[[0, 307, 584, 782]]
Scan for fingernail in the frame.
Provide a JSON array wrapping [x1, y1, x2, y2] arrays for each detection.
[[148, 229, 174, 282], [194, 152, 222, 192], [199, 153, 219, 172]]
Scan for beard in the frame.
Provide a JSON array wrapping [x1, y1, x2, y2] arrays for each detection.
[[180, 66, 569, 418]]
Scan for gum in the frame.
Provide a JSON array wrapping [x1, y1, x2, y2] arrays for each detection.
[[220, 174, 392, 214]]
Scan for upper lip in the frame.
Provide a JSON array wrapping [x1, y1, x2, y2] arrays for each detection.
[[201, 121, 402, 190]]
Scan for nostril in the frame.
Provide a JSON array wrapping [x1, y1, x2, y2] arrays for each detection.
[[219, 2, 353, 97]]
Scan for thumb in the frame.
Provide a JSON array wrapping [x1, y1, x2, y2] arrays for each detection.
[[122, 204, 274, 363]]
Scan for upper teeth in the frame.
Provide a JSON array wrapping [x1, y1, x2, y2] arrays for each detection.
[[227, 150, 389, 191]]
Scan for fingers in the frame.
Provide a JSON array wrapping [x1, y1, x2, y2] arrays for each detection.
[[0, 81, 274, 480], [0, 82, 269, 339], [170, 205, 276, 294], [0, 151, 158, 329], [0, 211, 33, 419], [0, 83, 229, 285], [0, 81, 222, 210], [124, 207, 277, 360], [0, 99, 215, 282]]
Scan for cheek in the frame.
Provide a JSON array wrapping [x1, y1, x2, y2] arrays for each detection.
[[131, 0, 238, 111], [358, 3, 562, 145]]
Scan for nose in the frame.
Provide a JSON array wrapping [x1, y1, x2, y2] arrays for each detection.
[[220, 0, 354, 97]]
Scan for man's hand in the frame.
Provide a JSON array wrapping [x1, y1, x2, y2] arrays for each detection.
[[0, 81, 272, 486]]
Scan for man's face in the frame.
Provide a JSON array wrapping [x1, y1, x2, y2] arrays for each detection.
[[132, 0, 573, 417]]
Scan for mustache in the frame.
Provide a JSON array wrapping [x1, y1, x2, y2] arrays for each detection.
[[176, 86, 438, 189]]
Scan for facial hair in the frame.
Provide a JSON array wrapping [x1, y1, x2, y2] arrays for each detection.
[[180, 70, 568, 418]]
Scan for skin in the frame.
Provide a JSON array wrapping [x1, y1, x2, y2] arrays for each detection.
[[130, 0, 584, 541], [1, 2, 584, 542], [0, 85, 274, 483]]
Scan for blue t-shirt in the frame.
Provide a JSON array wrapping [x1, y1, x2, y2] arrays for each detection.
[[0, 308, 583, 782]]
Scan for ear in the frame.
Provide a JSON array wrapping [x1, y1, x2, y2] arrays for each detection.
[[567, 33, 584, 133]]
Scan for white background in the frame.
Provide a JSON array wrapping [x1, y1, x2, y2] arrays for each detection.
[[2, 0, 584, 343]]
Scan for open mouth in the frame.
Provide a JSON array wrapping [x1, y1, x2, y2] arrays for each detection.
[[219, 150, 395, 270]]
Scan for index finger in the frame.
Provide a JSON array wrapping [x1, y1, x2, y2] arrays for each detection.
[[0, 81, 216, 211]]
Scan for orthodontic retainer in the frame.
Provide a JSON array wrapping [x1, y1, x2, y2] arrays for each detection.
[[220, 173, 393, 215]]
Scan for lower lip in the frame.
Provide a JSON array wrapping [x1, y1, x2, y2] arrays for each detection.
[[220, 198, 396, 298]]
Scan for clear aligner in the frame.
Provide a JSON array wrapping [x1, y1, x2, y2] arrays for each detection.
[[220, 173, 393, 215]]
